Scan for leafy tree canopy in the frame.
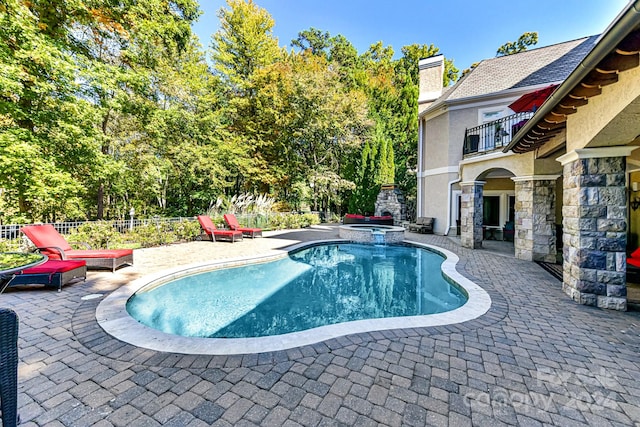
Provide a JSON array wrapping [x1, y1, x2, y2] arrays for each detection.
[[0, 0, 457, 222], [496, 32, 538, 56]]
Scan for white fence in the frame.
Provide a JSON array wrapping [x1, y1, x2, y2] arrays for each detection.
[[0, 217, 198, 239], [0, 212, 317, 240]]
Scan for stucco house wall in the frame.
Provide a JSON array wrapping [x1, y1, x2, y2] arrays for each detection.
[[417, 36, 597, 236], [567, 66, 640, 151], [419, 111, 452, 234], [421, 112, 450, 171]]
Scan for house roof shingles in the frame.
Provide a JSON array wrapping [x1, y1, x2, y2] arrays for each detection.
[[427, 35, 599, 110]]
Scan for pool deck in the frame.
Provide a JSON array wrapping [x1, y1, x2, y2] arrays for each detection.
[[5, 225, 640, 426]]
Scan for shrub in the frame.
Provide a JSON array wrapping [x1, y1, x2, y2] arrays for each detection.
[[127, 219, 202, 247], [129, 222, 177, 248], [171, 219, 202, 241], [0, 237, 24, 252], [301, 213, 321, 227], [271, 201, 292, 212], [267, 213, 320, 230], [327, 213, 341, 224], [69, 221, 125, 249]]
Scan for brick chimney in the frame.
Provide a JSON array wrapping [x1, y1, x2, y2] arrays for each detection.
[[418, 55, 444, 115]]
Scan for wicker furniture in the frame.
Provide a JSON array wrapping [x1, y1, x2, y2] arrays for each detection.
[[223, 214, 262, 238], [10, 259, 87, 292], [0, 308, 19, 427], [0, 252, 47, 294], [408, 217, 434, 234], [503, 221, 515, 242], [20, 224, 133, 272], [197, 216, 243, 242]]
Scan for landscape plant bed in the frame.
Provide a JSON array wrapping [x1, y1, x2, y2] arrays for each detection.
[[0, 252, 43, 271]]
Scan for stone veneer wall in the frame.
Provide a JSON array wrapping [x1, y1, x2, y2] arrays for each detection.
[[513, 178, 557, 262], [374, 186, 406, 225], [338, 226, 405, 244], [460, 182, 484, 249], [562, 156, 627, 310]]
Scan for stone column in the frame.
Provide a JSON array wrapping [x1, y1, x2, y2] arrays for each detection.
[[512, 176, 558, 262], [460, 181, 484, 249], [557, 147, 636, 311]]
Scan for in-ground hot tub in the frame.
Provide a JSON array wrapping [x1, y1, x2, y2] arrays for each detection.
[[338, 224, 405, 244]]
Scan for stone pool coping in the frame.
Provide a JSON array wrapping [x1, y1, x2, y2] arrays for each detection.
[[338, 224, 406, 244], [96, 239, 492, 355]]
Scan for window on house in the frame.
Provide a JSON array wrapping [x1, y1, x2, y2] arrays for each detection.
[[478, 107, 509, 151], [508, 196, 515, 223], [481, 110, 503, 124], [483, 196, 500, 226]]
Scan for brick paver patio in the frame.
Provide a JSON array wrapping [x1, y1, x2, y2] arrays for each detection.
[[4, 226, 640, 426]]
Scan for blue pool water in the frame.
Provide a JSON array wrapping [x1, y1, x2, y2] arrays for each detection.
[[126, 243, 468, 338]]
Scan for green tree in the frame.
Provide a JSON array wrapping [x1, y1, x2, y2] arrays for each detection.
[[140, 41, 229, 216], [79, 0, 201, 218], [496, 32, 538, 56], [462, 32, 538, 78], [210, 0, 283, 194], [348, 123, 395, 214], [0, 0, 459, 222], [0, 0, 98, 221], [0, 0, 202, 221], [211, 0, 281, 88], [390, 44, 457, 206], [253, 51, 370, 203], [400, 44, 459, 87], [291, 27, 331, 56]]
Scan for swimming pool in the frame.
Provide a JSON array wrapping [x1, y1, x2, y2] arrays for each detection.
[[126, 243, 467, 338], [97, 240, 491, 354]]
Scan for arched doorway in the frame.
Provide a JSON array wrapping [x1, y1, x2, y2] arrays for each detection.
[[476, 168, 516, 243], [458, 167, 516, 250]]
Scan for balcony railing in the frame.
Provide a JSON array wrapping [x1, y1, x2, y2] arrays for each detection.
[[463, 112, 534, 156]]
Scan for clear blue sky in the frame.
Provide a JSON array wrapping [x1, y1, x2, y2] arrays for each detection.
[[192, 0, 629, 70]]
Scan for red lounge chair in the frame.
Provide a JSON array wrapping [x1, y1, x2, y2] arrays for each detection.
[[627, 248, 640, 282], [223, 214, 262, 238], [627, 248, 640, 268], [20, 225, 133, 272], [10, 260, 87, 292], [197, 215, 243, 242]]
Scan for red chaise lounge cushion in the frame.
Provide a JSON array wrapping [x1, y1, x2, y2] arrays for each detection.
[[20, 259, 86, 274], [11, 259, 87, 291], [21, 224, 133, 271], [197, 215, 243, 242], [223, 214, 262, 238]]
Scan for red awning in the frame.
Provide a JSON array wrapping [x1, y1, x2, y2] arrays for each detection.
[[508, 85, 558, 113]]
